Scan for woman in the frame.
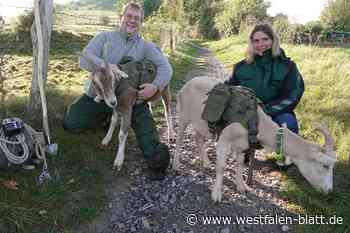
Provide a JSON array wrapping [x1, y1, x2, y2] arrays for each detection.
[[225, 23, 304, 134]]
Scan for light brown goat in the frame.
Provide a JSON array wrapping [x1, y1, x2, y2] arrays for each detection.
[[82, 55, 174, 171], [174, 76, 337, 202]]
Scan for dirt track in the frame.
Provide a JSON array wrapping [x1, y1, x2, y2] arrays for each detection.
[[77, 44, 296, 233]]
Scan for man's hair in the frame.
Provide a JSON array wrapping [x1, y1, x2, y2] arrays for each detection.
[[245, 23, 281, 64], [121, 2, 144, 22]]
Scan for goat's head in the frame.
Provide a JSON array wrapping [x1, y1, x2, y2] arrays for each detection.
[[79, 52, 128, 108], [90, 63, 128, 108], [293, 123, 337, 193]]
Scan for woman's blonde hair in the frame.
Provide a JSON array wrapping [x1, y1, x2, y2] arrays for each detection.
[[245, 23, 281, 64]]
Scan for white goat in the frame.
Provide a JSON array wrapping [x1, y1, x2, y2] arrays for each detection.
[[82, 55, 174, 171], [174, 76, 337, 203]]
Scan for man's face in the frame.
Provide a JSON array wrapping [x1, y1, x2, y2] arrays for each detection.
[[120, 7, 142, 34]]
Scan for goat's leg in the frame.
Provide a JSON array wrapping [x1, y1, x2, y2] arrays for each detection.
[[161, 87, 175, 142], [194, 131, 210, 168], [211, 144, 227, 203], [148, 102, 153, 114], [102, 109, 118, 145], [235, 151, 252, 193], [113, 110, 131, 171], [173, 120, 187, 171]]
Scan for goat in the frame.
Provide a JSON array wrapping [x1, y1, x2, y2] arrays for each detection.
[[174, 76, 337, 203], [81, 54, 174, 171]]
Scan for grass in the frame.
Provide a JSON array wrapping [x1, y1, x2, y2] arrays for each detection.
[[203, 37, 350, 233], [0, 26, 198, 232]]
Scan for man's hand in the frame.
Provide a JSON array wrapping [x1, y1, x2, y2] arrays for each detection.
[[138, 83, 158, 100]]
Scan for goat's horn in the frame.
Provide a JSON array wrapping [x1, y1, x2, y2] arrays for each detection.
[[315, 122, 335, 151], [76, 52, 98, 71]]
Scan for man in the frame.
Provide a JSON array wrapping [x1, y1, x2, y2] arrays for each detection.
[[63, 2, 173, 180]]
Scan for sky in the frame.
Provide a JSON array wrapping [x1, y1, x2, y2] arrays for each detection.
[[0, 0, 329, 24], [0, 0, 73, 19], [267, 0, 329, 24]]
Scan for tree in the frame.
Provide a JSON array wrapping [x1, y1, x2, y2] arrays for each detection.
[[143, 0, 161, 18], [215, 0, 270, 36], [27, 0, 53, 131], [305, 21, 324, 44], [272, 13, 293, 43], [181, 0, 221, 39], [321, 0, 350, 31]]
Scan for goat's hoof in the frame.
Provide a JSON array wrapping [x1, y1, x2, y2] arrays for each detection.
[[211, 189, 222, 203], [168, 137, 176, 144], [112, 164, 122, 172], [101, 139, 110, 145]]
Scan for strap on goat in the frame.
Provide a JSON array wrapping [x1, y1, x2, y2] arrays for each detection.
[[275, 126, 285, 161]]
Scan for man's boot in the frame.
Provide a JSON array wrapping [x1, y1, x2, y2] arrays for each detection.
[[147, 143, 170, 181]]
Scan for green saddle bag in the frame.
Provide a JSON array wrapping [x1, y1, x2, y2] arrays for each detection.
[[201, 83, 258, 137], [222, 86, 258, 129], [118, 56, 157, 89], [201, 83, 231, 123]]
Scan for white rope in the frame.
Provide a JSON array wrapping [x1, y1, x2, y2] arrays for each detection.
[[0, 123, 47, 165], [0, 128, 30, 165]]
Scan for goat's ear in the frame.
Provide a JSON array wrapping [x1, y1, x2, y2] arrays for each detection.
[[108, 64, 128, 79], [94, 95, 103, 103], [116, 69, 128, 79]]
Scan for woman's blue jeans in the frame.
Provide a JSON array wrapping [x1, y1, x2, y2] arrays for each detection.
[[272, 113, 299, 134]]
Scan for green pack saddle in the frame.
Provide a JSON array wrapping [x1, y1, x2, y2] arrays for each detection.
[[201, 83, 259, 144]]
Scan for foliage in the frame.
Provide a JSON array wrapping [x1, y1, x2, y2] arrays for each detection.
[[99, 15, 110, 25], [272, 15, 325, 45], [321, 0, 350, 31], [215, 0, 270, 36], [12, 10, 34, 34], [115, 0, 129, 15], [304, 21, 324, 44], [181, 0, 221, 39], [143, 0, 162, 18], [272, 13, 295, 43], [197, 1, 220, 39]]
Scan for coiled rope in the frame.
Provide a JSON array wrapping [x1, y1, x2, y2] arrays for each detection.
[[0, 123, 46, 165], [0, 126, 30, 165]]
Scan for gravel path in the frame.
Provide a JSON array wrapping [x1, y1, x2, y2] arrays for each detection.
[[77, 44, 296, 233]]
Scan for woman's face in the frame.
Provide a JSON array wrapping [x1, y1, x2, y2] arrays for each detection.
[[252, 31, 273, 55]]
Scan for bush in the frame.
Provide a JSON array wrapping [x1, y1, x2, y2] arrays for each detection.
[[99, 15, 110, 25], [12, 10, 34, 34]]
